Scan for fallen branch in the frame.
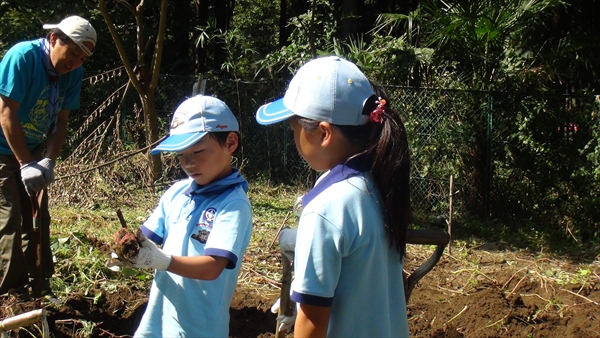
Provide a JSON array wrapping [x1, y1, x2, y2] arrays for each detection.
[[0, 309, 46, 332], [97, 327, 132, 338], [520, 293, 551, 303], [268, 211, 292, 250], [241, 265, 282, 288], [436, 285, 466, 295]]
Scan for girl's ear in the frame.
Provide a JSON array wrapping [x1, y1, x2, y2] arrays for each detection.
[[318, 122, 334, 147], [225, 132, 239, 153]]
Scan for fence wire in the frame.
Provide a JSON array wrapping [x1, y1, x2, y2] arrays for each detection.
[[58, 71, 600, 233]]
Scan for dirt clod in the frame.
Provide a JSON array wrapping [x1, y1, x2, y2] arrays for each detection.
[[112, 227, 141, 261]]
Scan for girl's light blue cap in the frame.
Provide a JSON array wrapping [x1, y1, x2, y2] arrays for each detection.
[[256, 56, 375, 126], [151, 95, 239, 154]]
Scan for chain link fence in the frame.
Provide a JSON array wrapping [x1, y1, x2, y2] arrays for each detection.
[[66, 71, 600, 234]]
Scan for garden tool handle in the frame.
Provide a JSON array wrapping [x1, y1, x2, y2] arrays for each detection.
[[30, 190, 44, 298], [275, 253, 294, 338], [404, 229, 450, 303]]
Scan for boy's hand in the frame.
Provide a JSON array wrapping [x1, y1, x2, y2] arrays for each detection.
[[108, 233, 172, 271], [132, 234, 172, 270]]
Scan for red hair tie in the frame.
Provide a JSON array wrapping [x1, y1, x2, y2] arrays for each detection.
[[370, 97, 386, 123]]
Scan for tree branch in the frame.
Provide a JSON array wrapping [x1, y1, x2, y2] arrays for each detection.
[[97, 0, 144, 95], [115, 0, 136, 16], [150, 0, 168, 91]]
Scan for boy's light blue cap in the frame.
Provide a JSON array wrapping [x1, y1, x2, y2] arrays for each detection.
[[151, 95, 239, 155], [256, 56, 375, 126]]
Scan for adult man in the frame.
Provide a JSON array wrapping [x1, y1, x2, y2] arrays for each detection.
[[0, 15, 97, 298]]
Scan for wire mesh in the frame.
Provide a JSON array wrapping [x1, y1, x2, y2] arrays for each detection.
[[58, 71, 600, 234]]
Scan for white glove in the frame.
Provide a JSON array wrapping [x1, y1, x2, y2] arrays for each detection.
[[132, 234, 172, 270], [271, 298, 297, 333], [20, 161, 47, 195], [38, 158, 56, 185], [293, 195, 304, 216], [279, 228, 297, 262]]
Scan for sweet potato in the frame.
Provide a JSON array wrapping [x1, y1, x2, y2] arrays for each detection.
[[112, 228, 141, 261]]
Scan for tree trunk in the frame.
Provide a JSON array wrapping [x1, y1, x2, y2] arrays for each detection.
[[96, 0, 168, 184], [141, 91, 162, 183]]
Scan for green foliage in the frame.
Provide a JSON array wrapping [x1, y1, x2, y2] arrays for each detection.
[[0, 0, 597, 255], [412, 0, 566, 90], [255, 0, 338, 77], [491, 94, 600, 244], [334, 34, 434, 85]]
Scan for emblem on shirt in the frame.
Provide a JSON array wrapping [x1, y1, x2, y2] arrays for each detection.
[[192, 229, 210, 243], [191, 207, 217, 244], [202, 207, 217, 224]]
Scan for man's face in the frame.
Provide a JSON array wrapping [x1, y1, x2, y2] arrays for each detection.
[[49, 33, 91, 74]]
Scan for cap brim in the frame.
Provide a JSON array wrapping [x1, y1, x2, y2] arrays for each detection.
[[255, 98, 294, 125], [150, 132, 207, 155], [42, 24, 59, 29]]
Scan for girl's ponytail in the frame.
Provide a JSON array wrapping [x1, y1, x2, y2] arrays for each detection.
[[363, 86, 411, 259]]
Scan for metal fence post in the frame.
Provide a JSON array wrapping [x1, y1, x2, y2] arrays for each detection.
[[485, 94, 493, 218]]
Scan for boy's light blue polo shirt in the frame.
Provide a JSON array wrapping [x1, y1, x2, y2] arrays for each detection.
[[135, 170, 252, 337]]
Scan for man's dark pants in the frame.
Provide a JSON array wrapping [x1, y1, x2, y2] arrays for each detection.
[[0, 150, 53, 295]]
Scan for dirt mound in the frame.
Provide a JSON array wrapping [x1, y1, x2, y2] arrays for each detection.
[[1, 244, 598, 337], [405, 245, 600, 337]]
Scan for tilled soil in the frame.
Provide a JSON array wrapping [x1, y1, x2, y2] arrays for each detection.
[[1, 244, 599, 337]]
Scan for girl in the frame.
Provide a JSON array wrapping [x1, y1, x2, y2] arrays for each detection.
[[256, 56, 411, 337]]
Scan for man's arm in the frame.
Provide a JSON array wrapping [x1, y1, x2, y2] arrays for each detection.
[[44, 109, 69, 161], [0, 95, 34, 165]]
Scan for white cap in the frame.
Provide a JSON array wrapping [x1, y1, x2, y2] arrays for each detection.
[[43, 16, 97, 57], [256, 56, 375, 126]]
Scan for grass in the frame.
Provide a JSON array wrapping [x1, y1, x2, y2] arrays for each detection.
[[42, 178, 600, 338], [47, 178, 600, 297], [47, 179, 305, 301]]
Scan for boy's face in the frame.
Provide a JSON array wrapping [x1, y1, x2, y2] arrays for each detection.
[[177, 133, 237, 185]]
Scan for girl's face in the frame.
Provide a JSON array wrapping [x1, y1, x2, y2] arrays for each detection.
[[177, 134, 236, 185], [289, 117, 328, 171]]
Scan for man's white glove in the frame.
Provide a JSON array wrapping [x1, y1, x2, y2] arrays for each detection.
[[37, 158, 56, 185], [132, 234, 172, 270], [271, 298, 297, 333], [20, 161, 47, 196]]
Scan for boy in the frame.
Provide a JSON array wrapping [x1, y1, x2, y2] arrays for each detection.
[[112, 95, 253, 337]]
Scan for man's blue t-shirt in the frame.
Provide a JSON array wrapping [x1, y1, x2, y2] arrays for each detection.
[[0, 39, 83, 154]]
